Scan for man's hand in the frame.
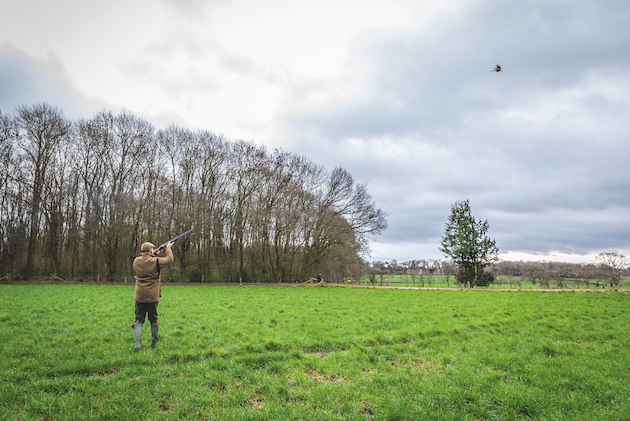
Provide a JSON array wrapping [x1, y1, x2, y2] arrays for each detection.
[[151, 241, 176, 256]]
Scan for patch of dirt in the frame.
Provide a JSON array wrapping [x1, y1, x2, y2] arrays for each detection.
[[304, 367, 347, 384], [250, 395, 264, 410]]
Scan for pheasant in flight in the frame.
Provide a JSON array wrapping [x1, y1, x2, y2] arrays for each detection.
[[492, 64, 502, 72]]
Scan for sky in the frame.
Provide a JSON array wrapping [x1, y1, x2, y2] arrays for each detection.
[[1, 0, 629, 264]]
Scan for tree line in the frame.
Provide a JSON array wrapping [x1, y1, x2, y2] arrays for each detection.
[[491, 255, 629, 288], [371, 257, 630, 289], [0, 103, 387, 283]]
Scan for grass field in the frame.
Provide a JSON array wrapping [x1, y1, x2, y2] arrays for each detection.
[[1, 285, 629, 420]]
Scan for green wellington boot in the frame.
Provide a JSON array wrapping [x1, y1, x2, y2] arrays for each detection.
[[134, 323, 143, 350], [151, 323, 159, 348]]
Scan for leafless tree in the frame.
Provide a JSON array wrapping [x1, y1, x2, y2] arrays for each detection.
[[15, 104, 72, 277], [4, 105, 387, 283], [157, 125, 201, 279], [0, 110, 26, 275], [522, 262, 551, 288], [76, 110, 154, 280], [595, 252, 628, 287], [41, 132, 75, 276], [194, 131, 229, 282], [301, 167, 387, 280]]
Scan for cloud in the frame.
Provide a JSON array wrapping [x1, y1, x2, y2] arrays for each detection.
[[2, 0, 627, 263], [286, 0, 630, 261], [0, 42, 102, 118], [158, 0, 230, 22]]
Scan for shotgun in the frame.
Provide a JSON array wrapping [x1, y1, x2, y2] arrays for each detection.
[[156, 228, 194, 253]]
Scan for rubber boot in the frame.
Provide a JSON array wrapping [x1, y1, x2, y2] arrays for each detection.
[[151, 323, 159, 348], [134, 323, 143, 350]]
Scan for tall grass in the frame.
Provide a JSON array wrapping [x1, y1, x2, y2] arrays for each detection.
[[1, 285, 629, 420]]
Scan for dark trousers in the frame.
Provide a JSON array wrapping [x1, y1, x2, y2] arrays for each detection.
[[135, 302, 158, 325]]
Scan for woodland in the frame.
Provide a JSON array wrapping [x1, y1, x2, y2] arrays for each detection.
[[0, 104, 387, 283]]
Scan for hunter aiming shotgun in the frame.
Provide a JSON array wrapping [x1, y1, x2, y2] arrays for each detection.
[[133, 230, 190, 350], [132, 228, 193, 350], [156, 228, 194, 253]]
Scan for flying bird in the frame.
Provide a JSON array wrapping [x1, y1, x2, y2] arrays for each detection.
[[492, 64, 502, 72]]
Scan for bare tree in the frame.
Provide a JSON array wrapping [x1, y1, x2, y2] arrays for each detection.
[[15, 104, 72, 277], [301, 167, 387, 280], [5, 105, 389, 283], [157, 125, 201, 280], [194, 131, 229, 282], [42, 133, 76, 277], [225, 140, 267, 283], [522, 262, 551, 288], [76, 110, 154, 280], [0, 110, 27, 276], [595, 252, 628, 288], [441, 260, 457, 287]]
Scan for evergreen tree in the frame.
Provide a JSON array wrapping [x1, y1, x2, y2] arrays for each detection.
[[439, 200, 498, 287]]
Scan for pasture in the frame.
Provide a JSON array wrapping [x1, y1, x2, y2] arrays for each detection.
[[1, 285, 629, 420]]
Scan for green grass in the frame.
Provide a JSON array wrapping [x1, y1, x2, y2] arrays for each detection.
[[1, 285, 629, 420]]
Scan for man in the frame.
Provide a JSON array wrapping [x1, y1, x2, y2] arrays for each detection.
[[132, 240, 174, 350]]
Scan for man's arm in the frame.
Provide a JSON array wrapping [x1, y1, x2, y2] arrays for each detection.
[[152, 241, 174, 256], [157, 243, 174, 267]]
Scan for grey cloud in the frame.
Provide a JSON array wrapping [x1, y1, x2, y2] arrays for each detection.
[[0, 42, 96, 117], [122, 40, 221, 99], [491, 207, 630, 254], [212, 43, 298, 86], [158, 0, 230, 22], [286, 0, 630, 261], [0, 41, 200, 130], [127, 34, 298, 104]]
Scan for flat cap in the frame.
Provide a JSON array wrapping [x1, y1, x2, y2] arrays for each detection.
[[141, 242, 155, 252]]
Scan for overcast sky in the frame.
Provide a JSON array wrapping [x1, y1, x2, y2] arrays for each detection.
[[2, 0, 629, 263]]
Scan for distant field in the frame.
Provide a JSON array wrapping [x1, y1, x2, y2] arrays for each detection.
[[358, 274, 629, 290], [1, 285, 629, 420]]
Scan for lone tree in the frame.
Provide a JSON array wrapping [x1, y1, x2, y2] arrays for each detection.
[[439, 200, 499, 287], [594, 252, 628, 288]]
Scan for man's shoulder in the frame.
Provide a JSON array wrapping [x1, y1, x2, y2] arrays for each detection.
[[135, 254, 157, 263]]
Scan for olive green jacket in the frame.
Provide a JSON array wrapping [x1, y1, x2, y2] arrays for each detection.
[[133, 248, 173, 302]]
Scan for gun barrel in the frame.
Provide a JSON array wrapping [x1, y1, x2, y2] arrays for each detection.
[[158, 228, 194, 250]]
